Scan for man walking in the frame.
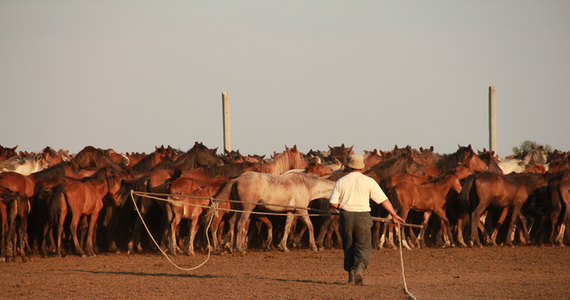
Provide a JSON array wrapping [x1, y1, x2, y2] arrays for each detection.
[[329, 154, 404, 285]]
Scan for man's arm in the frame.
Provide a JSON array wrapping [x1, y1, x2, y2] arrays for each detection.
[[381, 200, 405, 223]]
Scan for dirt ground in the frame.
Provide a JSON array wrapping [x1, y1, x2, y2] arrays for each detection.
[[2, 245, 570, 300]]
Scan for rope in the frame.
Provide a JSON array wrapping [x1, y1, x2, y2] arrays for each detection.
[[398, 223, 416, 300], [130, 189, 419, 298], [130, 190, 214, 271]]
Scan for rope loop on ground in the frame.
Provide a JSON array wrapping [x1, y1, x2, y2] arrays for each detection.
[[130, 190, 215, 271]]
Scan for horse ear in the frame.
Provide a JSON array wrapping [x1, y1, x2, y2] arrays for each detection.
[[328, 145, 333, 151]]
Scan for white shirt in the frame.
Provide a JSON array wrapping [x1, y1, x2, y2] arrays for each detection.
[[329, 172, 388, 212]]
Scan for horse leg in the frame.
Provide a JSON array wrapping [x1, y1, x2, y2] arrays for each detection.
[[277, 212, 295, 252], [85, 213, 100, 257], [256, 216, 274, 251], [226, 213, 237, 253], [298, 211, 318, 252], [102, 204, 120, 253], [516, 211, 531, 245], [418, 212, 432, 249], [236, 211, 252, 254], [187, 212, 202, 256], [505, 204, 523, 247], [316, 214, 331, 250], [169, 208, 181, 255], [434, 210, 455, 248], [456, 214, 469, 247], [398, 212, 412, 250], [127, 196, 150, 254], [490, 208, 509, 246], [18, 200, 30, 262], [470, 204, 488, 248], [0, 203, 7, 262], [326, 219, 337, 248], [68, 212, 86, 257], [292, 219, 308, 249], [378, 222, 387, 249]]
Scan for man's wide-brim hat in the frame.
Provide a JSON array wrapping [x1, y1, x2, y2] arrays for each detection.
[[348, 154, 365, 170]]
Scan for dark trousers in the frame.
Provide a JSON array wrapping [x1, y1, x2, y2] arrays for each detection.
[[339, 210, 373, 272]]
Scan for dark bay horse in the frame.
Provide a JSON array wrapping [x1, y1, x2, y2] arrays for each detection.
[[328, 144, 354, 169], [215, 171, 335, 254], [152, 142, 223, 171], [459, 172, 542, 247], [477, 149, 503, 174], [0, 190, 30, 262]]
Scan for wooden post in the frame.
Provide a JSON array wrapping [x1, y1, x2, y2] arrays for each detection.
[[222, 92, 231, 153], [489, 85, 497, 154]]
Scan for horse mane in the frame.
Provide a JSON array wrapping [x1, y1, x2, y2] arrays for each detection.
[[130, 154, 158, 172], [523, 147, 547, 166], [206, 163, 248, 179], [366, 152, 420, 178], [436, 145, 474, 173], [30, 161, 71, 180], [256, 147, 304, 175], [293, 172, 329, 188], [425, 168, 457, 184]]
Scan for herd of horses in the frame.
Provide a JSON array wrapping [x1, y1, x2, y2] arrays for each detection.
[[0, 142, 569, 263]]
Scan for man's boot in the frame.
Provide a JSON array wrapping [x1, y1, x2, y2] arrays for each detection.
[[354, 262, 365, 286], [347, 269, 355, 284]]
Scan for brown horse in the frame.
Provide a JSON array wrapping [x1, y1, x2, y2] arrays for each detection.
[[50, 174, 126, 257], [123, 160, 239, 254], [127, 145, 176, 172], [0, 190, 30, 262], [477, 149, 503, 174], [328, 144, 354, 169], [153, 142, 223, 171], [215, 171, 335, 254], [362, 149, 383, 173], [420, 144, 488, 177], [542, 170, 570, 246], [167, 177, 229, 256], [459, 172, 538, 247], [70, 146, 126, 171], [387, 168, 466, 249], [0, 145, 19, 164], [253, 145, 307, 175]]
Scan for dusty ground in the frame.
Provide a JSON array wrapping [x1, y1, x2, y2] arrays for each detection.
[[2, 245, 570, 300]]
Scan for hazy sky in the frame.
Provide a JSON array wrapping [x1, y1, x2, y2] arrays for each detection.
[[2, 1, 569, 159]]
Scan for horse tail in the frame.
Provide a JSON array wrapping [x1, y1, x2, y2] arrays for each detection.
[[459, 174, 476, 213], [202, 179, 236, 225], [386, 186, 402, 215], [48, 184, 67, 225]]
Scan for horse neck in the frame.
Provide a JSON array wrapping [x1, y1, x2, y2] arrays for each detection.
[[434, 173, 459, 194]]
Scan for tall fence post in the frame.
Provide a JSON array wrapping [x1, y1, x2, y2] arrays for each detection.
[[222, 92, 231, 153], [489, 85, 497, 154]]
